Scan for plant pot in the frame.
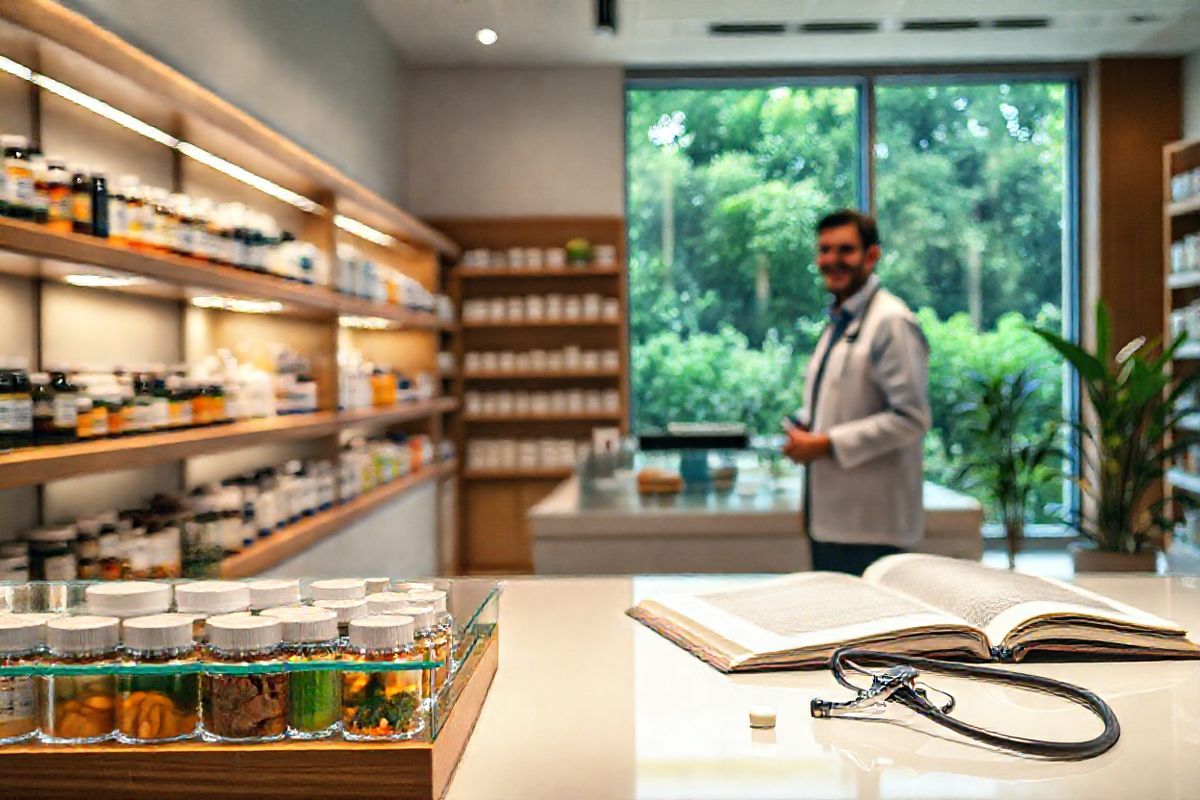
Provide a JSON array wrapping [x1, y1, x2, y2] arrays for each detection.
[[1069, 542, 1157, 573]]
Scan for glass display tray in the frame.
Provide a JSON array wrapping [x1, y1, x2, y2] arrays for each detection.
[[0, 577, 501, 744]]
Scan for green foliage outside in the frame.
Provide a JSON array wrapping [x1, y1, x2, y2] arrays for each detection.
[[626, 82, 1071, 524]]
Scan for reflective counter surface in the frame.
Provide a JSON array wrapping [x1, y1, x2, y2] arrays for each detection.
[[447, 574, 1200, 800]]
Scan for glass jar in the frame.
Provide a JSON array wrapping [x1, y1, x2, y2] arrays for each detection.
[[271, 607, 340, 739], [392, 604, 437, 703], [0, 541, 29, 582], [364, 591, 410, 616], [200, 614, 287, 742], [364, 577, 392, 596], [85, 580, 172, 620], [73, 518, 101, 580], [40, 615, 120, 744], [26, 525, 78, 580], [174, 580, 250, 642], [0, 615, 42, 744], [407, 590, 453, 693], [341, 615, 425, 741], [117, 614, 199, 743], [313, 598, 367, 642]]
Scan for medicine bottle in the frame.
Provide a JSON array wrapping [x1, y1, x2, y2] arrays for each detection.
[[341, 615, 425, 741], [70, 165, 92, 235], [406, 589, 454, 694], [42, 158, 72, 233], [0, 615, 42, 744], [2, 135, 35, 219], [174, 580, 250, 642], [90, 170, 109, 238], [270, 607, 340, 740], [117, 613, 199, 743], [40, 615, 120, 744], [200, 614, 288, 742]]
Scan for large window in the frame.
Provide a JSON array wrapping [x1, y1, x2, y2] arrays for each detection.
[[626, 76, 1075, 526]]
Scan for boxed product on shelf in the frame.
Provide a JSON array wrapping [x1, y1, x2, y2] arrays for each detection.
[[464, 347, 619, 375], [464, 389, 619, 417], [466, 437, 589, 472], [462, 293, 620, 324]]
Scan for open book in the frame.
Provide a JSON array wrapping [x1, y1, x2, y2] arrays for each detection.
[[627, 554, 1200, 671]]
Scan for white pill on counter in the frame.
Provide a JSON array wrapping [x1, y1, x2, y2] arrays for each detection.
[[748, 706, 776, 729]]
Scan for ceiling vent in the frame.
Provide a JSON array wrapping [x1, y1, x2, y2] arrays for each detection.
[[708, 22, 787, 36], [991, 17, 1051, 30], [902, 18, 983, 32], [799, 21, 882, 34]]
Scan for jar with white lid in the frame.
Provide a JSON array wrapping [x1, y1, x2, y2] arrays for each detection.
[[40, 615, 120, 743], [271, 607, 340, 739], [0, 615, 42, 744], [26, 526, 77, 580], [341, 615, 425, 740], [200, 614, 287, 742], [310, 578, 366, 602], [174, 580, 250, 641], [390, 604, 437, 703], [245, 578, 301, 612], [85, 581, 172, 619], [117, 613, 199, 743], [0, 541, 29, 582], [313, 598, 367, 641], [405, 590, 454, 694]]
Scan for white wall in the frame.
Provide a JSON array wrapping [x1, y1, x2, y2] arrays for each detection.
[[61, 0, 408, 204], [1186, 48, 1200, 139], [405, 67, 625, 217]]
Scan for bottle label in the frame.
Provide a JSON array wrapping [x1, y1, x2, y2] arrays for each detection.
[[72, 192, 92, 225], [0, 675, 37, 727], [0, 394, 11, 433], [53, 395, 78, 428], [109, 197, 128, 238], [49, 188, 72, 223], [6, 162, 33, 207], [43, 552, 76, 580], [11, 397, 31, 433]]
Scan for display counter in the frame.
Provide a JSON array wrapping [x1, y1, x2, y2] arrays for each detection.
[[529, 467, 983, 574], [446, 574, 1200, 800]]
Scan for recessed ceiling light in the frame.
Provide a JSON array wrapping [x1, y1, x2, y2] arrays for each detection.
[[476, 28, 499, 45]]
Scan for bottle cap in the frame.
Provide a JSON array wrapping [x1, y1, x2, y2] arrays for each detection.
[[24, 526, 77, 543], [46, 615, 120, 654], [349, 614, 414, 651], [245, 579, 301, 610], [205, 613, 281, 652], [122, 613, 194, 652], [267, 607, 338, 644], [309, 578, 366, 601], [1, 134, 27, 149], [365, 591, 410, 615], [174, 580, 250, 615], [390, 604, 435, 632], [364, 577, 392, 595], [404, 589, 447, 615], [313, 598, 368, 626], [86, 581, 172, 618], [394, 581, 435, 593], [0, 614, 44, 653]]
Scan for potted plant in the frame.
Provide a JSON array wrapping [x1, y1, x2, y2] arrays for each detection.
[[1033, 303, 1200, 571], [953, 366, 1062, 569]]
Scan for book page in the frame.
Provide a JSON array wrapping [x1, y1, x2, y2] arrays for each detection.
[[627, 571, 989, 671], [864, 553, 1190, 649]]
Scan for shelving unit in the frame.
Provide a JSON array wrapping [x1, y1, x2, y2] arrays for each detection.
[[434, 216, 629, 573], [0, 3, 461, 574], [1163, 137, 1200, 564], [222, 458, 458, 578]]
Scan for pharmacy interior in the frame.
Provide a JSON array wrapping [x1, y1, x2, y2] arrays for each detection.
[[1, 2, 1200, 799]]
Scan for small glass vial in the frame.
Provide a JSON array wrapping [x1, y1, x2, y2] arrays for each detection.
[[309, 578, 366, 602], [271, 607, 340, 740], [0, 615, 42, 744], [245, 579, 301, 613], [40, 615, 120, 744], [117, 614, 199, 743], [341, 615, 425, 741], [313, 598, 367, 643], [392, 604, 437, 704], [174, 580, 250, 642], [200, 614, 287, 742], [407, 590, 453, 694]]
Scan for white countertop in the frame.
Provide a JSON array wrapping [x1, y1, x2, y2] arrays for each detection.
[[446, 574, 1200, 800]]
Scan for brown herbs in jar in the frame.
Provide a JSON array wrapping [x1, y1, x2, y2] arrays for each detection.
[[202, 672, 287, 739]]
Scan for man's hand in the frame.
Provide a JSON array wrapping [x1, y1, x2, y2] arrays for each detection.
[[781, 427, 832, 464]]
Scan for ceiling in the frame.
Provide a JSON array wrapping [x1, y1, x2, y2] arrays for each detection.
[[364, 0, 1200, 67]]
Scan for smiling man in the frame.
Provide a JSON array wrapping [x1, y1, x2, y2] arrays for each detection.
[[782, 209, 931, 575]]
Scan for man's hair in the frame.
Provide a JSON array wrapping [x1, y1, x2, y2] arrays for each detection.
[[816, 208, 880, 249]]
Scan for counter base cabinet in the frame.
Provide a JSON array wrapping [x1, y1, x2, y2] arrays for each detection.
[[0, 636, 498, 800]]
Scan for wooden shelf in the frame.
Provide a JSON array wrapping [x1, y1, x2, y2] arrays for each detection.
[[465, 412, 622, 423], [456, 265, 621, 279], [1168, 272, 1200, 289], [464, 468, 573, 481], [1168, 196, 1200, 217], [0, 398, 457, 490], [464, 370, 621, 381], [222, 459, 458, 578], [0, 217, 448, 329], [462, 319, 620, 329]]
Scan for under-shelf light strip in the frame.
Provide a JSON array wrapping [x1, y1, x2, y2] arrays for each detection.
[[0, 55, 394, 228]]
